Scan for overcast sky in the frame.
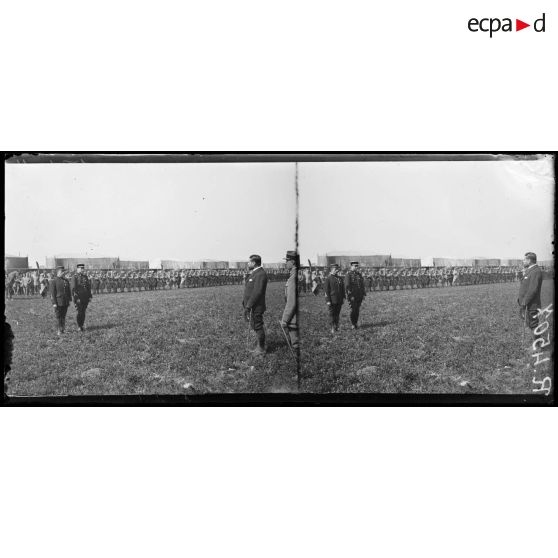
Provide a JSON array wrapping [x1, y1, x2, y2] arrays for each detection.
[[299, 158, 554, 263], [5, 158, 555, 267], [5, 163, 297, 265]]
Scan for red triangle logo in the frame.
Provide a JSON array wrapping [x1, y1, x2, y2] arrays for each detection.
[[516, 19, 530, 31]]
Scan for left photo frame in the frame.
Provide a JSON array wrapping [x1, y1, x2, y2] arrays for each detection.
[[4, 155, 299, 398]]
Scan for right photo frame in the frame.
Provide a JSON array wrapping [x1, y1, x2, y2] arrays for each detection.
[[297, 154, 554, 399]]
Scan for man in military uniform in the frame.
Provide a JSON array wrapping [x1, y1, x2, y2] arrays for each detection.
[[70, 264, 92, 332], [518, 252, 544, 341], [50, 266, 72, 336], [280, 251, 299, 354], [243, 254, 269, 355], [344, 260, 366, 329], [324, 263, 345, 333]]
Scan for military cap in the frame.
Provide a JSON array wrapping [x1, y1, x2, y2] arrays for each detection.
[[56, 265, 65, 271], [284, 250, 298, 261], [76, 263, 85, 269], [330, 263, 340, 269], [350, 261, 359, 266]]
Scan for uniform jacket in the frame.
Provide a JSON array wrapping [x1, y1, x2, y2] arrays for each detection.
[[243, 267, 268, 311], [282, 267, 297, 325], [50, 276, 72, 307], [324, 274, 345, 305], [344, 270, 366, 301], [518, 265, 543, 309], [70, 273, 92, 303]]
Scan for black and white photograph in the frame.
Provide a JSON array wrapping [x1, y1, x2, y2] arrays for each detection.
[[298, 156, 554, 396], [2, 3, 557, 558], [3, 153, 555, 400], [4, 157, 298, 396]]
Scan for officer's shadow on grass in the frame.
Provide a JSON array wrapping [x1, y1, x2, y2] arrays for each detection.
[[359, 320, 392, 330], [86, 323, 118, 331], [264, 340, 283, 354]]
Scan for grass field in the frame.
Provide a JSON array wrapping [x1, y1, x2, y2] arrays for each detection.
[[5, 280, 554, 396], [5, 282, 297, 396], [300, 279, 554, 394]]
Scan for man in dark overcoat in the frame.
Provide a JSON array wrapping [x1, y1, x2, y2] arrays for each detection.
[[518, 252, 544, 340], [50, 266, 72, 335], [324, 263, 345, 333], [243, 254, 269, 355], [344, 260, 367, 329], [70, 264, 93, 332]]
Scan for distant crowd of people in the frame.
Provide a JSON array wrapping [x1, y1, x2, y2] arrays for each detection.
[[4, 268, 291, 299], [299, 265, 554, 295], [5, 264, 553, 301]]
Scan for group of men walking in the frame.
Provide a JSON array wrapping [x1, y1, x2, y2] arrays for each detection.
[[49, 264, 93, 335], [324, 261, 367, 333]]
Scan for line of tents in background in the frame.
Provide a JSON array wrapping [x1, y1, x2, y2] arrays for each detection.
[[5, 253, 554, 271], [316, 253, 553, 268], [4, 255, 287, 271]]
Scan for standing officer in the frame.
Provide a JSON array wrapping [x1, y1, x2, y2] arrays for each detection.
[[324, 263, 345, 333], [280, 251, 299, 353], [518, 252, 544, 341], [344, 260, 366, 329], [71, 264, 92, 332], [50, 266, 72, 336], [243, 254, 269, 355]]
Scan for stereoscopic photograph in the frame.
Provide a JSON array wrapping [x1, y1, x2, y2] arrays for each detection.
[[3, 153, 555, 401]]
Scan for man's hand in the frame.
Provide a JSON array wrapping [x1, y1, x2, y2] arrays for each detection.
[[519, 306, 526, 320], [53, 304, 57, 308], [280, 320, 288, 328], [350, 296, 355, 302], [326, 302, 331, 306]]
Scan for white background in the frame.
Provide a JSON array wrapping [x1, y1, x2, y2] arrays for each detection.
[[1, 0, 556, 149], [1, 1, 556, 557]]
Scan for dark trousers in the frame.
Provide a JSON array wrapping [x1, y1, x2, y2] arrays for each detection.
[[250, 308, 266, 347], [328, 303, 342, 328], [349, 300, 363, 326], [527, 308, 539, 331], [54, 305, 68, 331], [76, 302, 89, 328]]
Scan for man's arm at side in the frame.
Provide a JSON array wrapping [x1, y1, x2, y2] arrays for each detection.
[[522, 268, 542, 306], [50, 279, 57, 305], [282, 276, 297, 323], [246, 272, 267, 308], [324, 277, 332, 304]]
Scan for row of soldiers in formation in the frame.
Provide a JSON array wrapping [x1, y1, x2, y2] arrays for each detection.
[[298, 265, 554, 294], [5, 268, 290, 298], [4, 253, 549, 355]]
